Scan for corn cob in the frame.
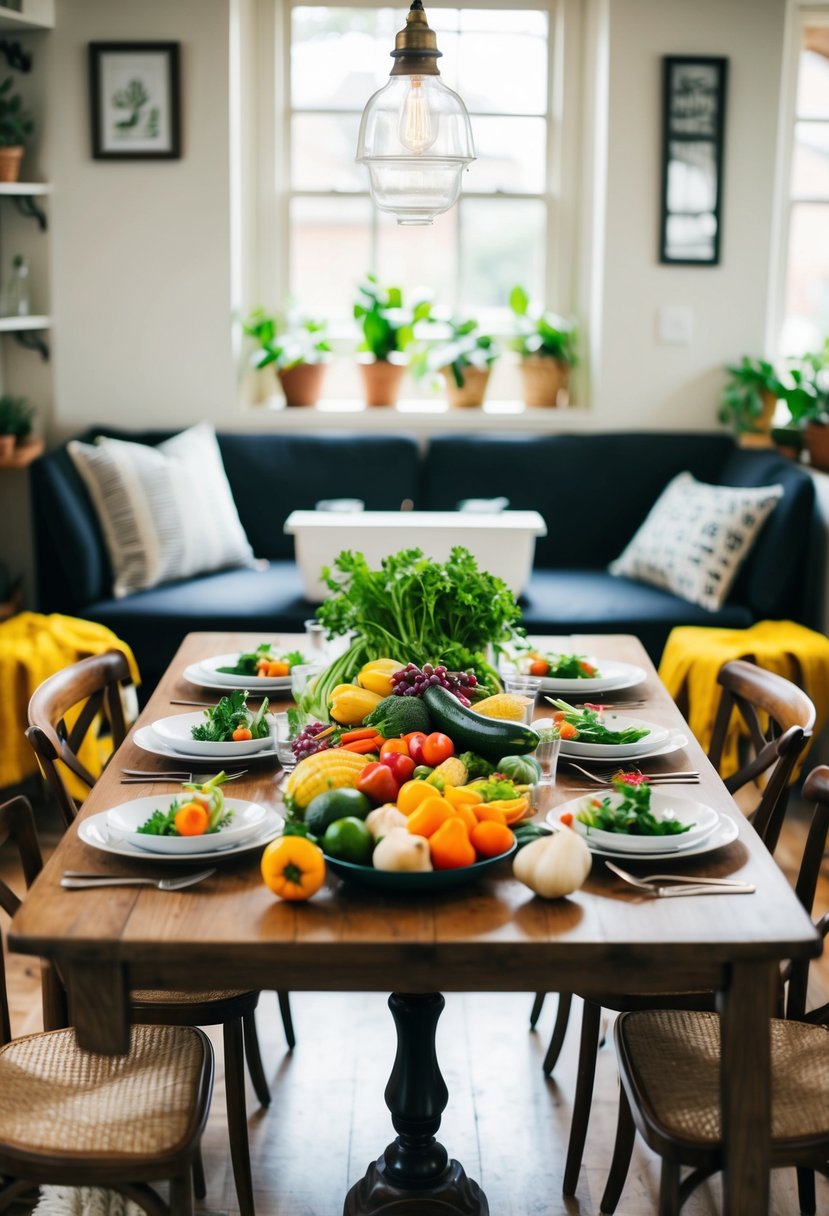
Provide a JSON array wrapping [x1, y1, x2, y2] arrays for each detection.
[[284, 749, 372, 810], [428, 756, 468, 788], [473, 693, 532, 722]]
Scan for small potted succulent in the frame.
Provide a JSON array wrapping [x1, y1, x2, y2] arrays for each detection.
[[778, 342, 829, 471], [0, 78, 33, 183], [718, 357, 784, 441], [411, 313, 499, 408], [0, 394, 34, 458], [243, 308, 332, 408], [509, 284, 578, 408], [354, 274, 431, 407]]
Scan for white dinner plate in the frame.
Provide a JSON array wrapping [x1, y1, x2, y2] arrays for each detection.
[[197, 653, 295, 691], [79, 808, 284, 864], [545, 807, 739, 861], [182, 662, 292, 696], [151, 711, 273, 758], [557, 714, 671, 760], [106, 796, 269, 855], [133, 724, 279, 765], [504, 656, 647, 695], [552, 790, 720, 854]]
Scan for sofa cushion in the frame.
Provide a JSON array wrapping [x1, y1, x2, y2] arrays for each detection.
[[520, 569, 754, 664], [68, 424, 256, 598], [422, 433, 735, 569], [609, 472, 783, 612]]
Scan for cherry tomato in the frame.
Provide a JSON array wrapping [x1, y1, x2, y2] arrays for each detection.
[[380, 738, 410, 758], [578, 660, 598, 677], [529, 658, 549, 676], [380, 752, 416, 784], [356, 761, 400, 805], [421, 732, 454, 767], [560, 811, 573, 827], [403, 731, 428, 765]]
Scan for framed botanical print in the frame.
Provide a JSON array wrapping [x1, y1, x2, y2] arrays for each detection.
[[89, 42, 181, 160], [660, 56, 728, 265]]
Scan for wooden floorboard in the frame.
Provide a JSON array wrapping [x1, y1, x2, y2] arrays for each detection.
[[2, 792, 828, 1215]]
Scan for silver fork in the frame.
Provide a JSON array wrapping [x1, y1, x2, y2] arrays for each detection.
[[120, 769, 248, 783], [605, 861, 755, 897], [563, 762, 699, 785], [60, 868, 216, 891]]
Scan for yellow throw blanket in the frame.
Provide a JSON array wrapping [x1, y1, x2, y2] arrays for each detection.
[[658, 621, 829, 779], [0, 612, 140, 798]]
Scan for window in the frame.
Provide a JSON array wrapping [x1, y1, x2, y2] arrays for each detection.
[[779, 17, 829, 356]]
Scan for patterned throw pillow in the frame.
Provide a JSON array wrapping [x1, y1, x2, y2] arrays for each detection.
[[68, 423, 255, 598], [609, 472, 784, 612]]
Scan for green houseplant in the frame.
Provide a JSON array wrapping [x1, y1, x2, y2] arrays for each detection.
[[354, 274, 431, 407], [243, 308, 331, 407], [509, 284, 578, 408], [0, 78, 33, 183], [778, 341, 829, 470], [0, 394, 33, 458], [718, 357, 784, 439], [411, 314, 500, 408]]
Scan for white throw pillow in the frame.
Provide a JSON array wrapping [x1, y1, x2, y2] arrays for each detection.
[[68, 423, 255, 598], [609, 472, 783, 612]]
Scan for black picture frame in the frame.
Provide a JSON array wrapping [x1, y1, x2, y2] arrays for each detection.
[[89, 42, 181, 161], [659, 56, 727, 265]]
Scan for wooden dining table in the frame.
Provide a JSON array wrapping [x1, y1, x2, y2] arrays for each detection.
[[9, 632, 821, 1216]]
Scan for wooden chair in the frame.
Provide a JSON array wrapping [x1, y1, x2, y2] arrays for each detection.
[[25, 649, 295, 1216], [0, 796, 214, 1215], [539, 659, 815, 1199], [600, 764, 829, 1216]]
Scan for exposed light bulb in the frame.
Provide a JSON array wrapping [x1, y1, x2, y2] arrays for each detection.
[[397, 76, 436, 154]]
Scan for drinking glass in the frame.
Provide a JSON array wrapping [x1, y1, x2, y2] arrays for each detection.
[[291, 662, 325, 700], [534, 732, 562, 787], [503, 673, 542, 724], [272, 712, 300, 770], [304, 619, 327, 654]]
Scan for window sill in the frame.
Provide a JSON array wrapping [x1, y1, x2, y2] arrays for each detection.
[[254, 397, 591, 433]]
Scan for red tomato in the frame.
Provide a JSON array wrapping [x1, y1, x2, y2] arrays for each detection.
[[529, 658, 549, 676], [356, 761, 400, 805], [380, 738, 410, 758], [421, 732, 454, 766], [578, 660, 598, 676], [403, 731, 428, 765], [380, 752, 416, 784]]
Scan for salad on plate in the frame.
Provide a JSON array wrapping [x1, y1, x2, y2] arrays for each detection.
[[191, 691, 270, 744], [215, 643, 307, 680], [524, 651, 601, 680], [571, 777, 692, 838], [138, 772, 233, 837], [546, 699, 650, 746]]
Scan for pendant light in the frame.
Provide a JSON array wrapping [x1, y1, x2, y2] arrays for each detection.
[[356, 1, 476, 226]]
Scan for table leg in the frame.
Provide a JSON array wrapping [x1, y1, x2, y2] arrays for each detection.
[[717, 961, 774, 1215], [344, 993, 488, 1215]]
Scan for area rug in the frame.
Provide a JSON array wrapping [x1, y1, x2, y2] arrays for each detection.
[[32, 1189, 143, 1216]]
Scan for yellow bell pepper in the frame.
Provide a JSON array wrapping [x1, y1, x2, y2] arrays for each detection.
[[356, 657, 405, 698], [444, 784, 483, 809], [328, 683, 384, 725]]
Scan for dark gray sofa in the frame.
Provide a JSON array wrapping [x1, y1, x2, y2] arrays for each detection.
[[31, 428, 816, 694]]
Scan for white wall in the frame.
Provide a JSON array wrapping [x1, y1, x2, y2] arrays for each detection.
[[48, 0, 235, 435], [591, 0, 787, 428]]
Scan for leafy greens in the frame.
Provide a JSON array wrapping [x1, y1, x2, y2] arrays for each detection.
[[576, 778, 693, 837], [547, 699, 650, 745], [191, 691, 270, 742]]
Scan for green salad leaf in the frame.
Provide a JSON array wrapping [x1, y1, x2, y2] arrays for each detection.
[[217, 644, 306, 676], [547, 699, 650, 745], [538, 652, 600, 679], [191, 691, 270, 742], [576, 779, 692, 837]]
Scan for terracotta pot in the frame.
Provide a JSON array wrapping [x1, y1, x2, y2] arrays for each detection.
[[520, 356, 570, 408], [0, 434, 14, 459], [0, 147, 24, 184], [359, 361, 406, 408], [278, 362, 327, 408], [441, 365, 490, 409], [805, 422, 829, 473]]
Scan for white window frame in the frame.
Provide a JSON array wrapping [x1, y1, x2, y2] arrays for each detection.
[[248, 0, 583, 335], [767, 1, 829, 357]]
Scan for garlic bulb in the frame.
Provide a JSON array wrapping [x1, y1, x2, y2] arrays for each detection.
[[372, 828, 433, 873], [513, 831, 592, 898]]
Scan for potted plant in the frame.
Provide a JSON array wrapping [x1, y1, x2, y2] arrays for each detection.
[[778, 341, 829, 471], [243, 308, 332, 407], [0, 78, 33, 183], [509, 284, 577, 408], [718, 357, 784, 441], [354, 274, 431, 407], [0, 394, 33, 458], [412, 314, 499, 408]]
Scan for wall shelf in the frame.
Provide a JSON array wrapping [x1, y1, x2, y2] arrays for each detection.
[[0, 2, 53, 32], [0, 183, 51, 230], [0, 316, 50, 359], [258, 398, 591, 435]]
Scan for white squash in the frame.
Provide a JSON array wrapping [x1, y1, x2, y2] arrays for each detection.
[[513, 831, 591, 898]]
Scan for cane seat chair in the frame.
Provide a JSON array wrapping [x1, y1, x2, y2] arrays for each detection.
[[25, 650, 296, 1216], [0, 796, 214, 1216], [600, 764, 829, 1216], [535, 659, 816, 1198]]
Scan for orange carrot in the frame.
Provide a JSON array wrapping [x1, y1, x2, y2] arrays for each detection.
[[341, 737, 383, 754], [174, 802, 209, 836], [232, 726, 253, 741], [339, 728, 380, 744]]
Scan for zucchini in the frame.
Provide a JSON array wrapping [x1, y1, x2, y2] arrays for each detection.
[[422, 685, 539, 761]]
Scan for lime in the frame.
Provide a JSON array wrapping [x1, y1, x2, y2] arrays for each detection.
[[322, 816, 374, 865], [305, 788, 372, 837]]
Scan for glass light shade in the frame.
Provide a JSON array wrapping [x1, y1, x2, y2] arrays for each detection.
[[357, 75, 475, 225]]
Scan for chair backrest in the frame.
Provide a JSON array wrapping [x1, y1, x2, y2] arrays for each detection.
[[0, 796, 44, 1045], [708, 659, 815, 853], [782, 766, 829, 1021], [26, 650, 131, 828]]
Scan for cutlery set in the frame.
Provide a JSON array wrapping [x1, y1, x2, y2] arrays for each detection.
[[605, 861, 754, 898], [120, 769, 249, 785], [560, 760, 699, 789]]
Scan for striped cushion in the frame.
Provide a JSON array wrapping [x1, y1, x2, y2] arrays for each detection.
[[68, 423, 255, 598]]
